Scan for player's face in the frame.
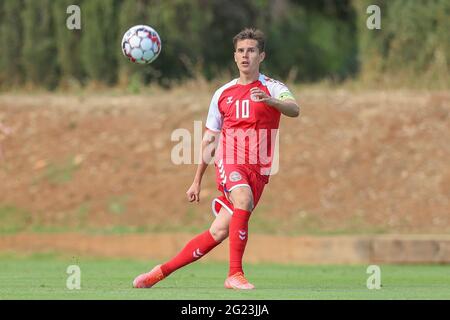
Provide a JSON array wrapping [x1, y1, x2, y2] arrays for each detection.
[[234, 39, 265, 75]]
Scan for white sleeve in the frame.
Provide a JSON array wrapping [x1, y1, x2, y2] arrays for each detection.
[[267, 79, 295, 101], [205, 90, 223, 132]]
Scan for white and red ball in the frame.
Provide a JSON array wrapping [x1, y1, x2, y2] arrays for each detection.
[[121, 25, 161, 64]]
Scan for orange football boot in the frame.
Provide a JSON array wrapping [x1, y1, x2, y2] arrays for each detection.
[[133, 264, 165, 288], [224, 272, 255, 290]]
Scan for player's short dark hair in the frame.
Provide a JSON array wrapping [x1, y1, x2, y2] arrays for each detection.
[[233, 28, 265, 53]]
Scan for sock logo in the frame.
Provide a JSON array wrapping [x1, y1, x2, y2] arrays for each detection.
[[193, 248, 204, 258], [238, 230, 247, 241]]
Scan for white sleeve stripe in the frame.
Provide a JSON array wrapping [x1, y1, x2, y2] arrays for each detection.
[[205, 126, 221, 133], [205, 79, 237, 132], [262, 74, 292, 100]]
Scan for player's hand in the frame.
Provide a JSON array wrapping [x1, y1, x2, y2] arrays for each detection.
[[250, 87, 272, 103], [186, 182, 201, 203]]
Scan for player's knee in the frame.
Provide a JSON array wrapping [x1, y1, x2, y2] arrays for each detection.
[[230, 188, 253, 211], [209, 226, 228, 242], [232, 196, 253, 211]]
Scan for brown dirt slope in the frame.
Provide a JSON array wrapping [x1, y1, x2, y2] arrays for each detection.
[[1, 233, 449, 264], [0, 87, 449, 235]]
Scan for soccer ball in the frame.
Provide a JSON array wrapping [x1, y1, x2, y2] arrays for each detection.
[[121, 25, 161, 64]]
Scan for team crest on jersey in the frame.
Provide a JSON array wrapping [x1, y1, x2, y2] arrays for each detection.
[[226, 96, 233, 104], [229, 171, 242, 182]]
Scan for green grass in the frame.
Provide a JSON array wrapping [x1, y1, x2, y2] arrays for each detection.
[[0, 253, 449, 300]]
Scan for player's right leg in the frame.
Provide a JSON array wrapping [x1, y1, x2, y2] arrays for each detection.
[[132, 207, 230, 289], [209, 207, 232, 241]]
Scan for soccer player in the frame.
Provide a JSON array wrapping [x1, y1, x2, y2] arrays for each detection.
[[133, 28, 299, 290]]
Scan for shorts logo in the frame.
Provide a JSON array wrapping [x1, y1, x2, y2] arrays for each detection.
[[229, 171, 242, 182]]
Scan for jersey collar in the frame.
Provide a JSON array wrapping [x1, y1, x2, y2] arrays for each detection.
[[235, 73, 266, 86]]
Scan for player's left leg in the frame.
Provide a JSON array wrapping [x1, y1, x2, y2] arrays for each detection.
[[224, 170, 267, 290], [224, 185, 255, 289], [228, 185, 254, 275]]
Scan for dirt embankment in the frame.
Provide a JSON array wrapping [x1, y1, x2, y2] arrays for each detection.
[[0, 88, 449, 235], [1, 233, 449, 264]]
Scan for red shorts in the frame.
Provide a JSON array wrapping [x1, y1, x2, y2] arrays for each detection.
[[211, 160, 268, 216]]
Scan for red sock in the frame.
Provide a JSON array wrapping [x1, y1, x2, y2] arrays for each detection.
[[160, 230, 220, 276], [229, 208, 251, 276]]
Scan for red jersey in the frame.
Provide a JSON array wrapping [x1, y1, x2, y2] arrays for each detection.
[[205, 73, 294, 177]]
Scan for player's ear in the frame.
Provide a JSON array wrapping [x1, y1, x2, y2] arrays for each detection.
[[259, 51, 265, 63]]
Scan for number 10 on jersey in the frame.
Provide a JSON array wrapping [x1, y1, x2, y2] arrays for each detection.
[[236, 99, 250, 119]]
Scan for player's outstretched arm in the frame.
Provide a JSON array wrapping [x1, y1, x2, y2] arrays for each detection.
[[250, 87, 300, 117], [186, 130, 220, 202], [267, 98, 299, 117]]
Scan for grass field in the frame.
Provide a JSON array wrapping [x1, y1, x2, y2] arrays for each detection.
[[0, 253, 449, 300]]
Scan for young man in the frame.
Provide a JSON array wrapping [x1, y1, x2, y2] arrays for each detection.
[[133, 28, 299, 290]]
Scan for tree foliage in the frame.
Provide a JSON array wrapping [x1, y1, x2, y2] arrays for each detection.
[[354, 0, 449, 87], [0, 0, 447, 89], [0, 0, 24, 86], [21, 0, 58, 88]]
